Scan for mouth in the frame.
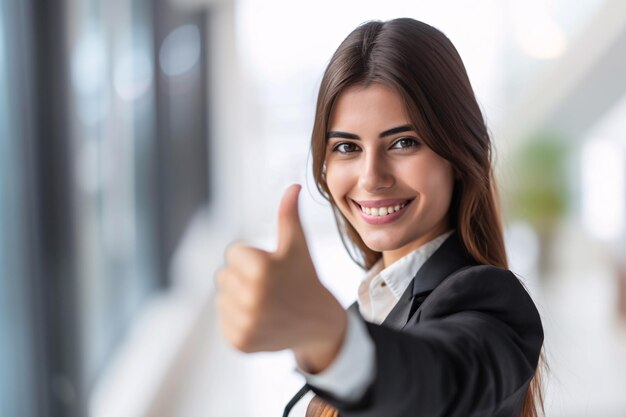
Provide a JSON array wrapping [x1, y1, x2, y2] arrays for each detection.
[[351, 198, 414, 222]]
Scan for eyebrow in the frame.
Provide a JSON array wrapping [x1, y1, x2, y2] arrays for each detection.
[[326, 124, 415, 140]]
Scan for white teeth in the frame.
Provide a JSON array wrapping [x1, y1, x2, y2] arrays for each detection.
[[360, 202, 407, 217]]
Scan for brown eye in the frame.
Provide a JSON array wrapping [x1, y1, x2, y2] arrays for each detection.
[[391, 137, 420, 150], [332, 142, 360, 154]]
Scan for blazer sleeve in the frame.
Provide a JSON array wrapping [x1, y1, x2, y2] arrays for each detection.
[[311, 265, 544, 417]]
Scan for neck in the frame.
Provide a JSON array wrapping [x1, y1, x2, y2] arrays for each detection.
[[382, 226, 451, 268]]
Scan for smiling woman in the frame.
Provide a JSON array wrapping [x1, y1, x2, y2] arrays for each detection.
[[325, 83, 455, 267], [217, 17, 544, 417]]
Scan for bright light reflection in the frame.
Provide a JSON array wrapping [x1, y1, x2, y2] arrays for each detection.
[[71, 27, 109, 125], [581, 138, 625, 241], [114, 48, 153, 101], [512, 1, 567, 59], [72, 29, 107, 95], [159, 24, 201, 77]]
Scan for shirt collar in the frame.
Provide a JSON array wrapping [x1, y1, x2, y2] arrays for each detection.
[[363, 230, 455, 300]]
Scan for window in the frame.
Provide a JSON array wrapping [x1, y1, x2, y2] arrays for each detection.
[[68, 0, 161, 389], [0, 1, 210, 416]]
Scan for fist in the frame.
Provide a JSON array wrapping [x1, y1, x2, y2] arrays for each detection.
[[215, 184, 347, 372]]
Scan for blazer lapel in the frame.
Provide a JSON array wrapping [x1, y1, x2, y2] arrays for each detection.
[[382, 231, 475, 330], [283, 232, 475, 416]]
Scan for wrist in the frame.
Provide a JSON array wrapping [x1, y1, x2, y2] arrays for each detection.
[[293, 304, 348, 374]]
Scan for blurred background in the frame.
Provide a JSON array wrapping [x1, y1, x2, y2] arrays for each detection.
[[1, 0, 625, 416]]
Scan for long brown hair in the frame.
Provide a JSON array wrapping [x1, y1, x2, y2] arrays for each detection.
[[310, 18, 544, 417]]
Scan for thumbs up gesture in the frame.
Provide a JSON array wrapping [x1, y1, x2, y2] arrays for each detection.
[[216, 184, 348, 373]]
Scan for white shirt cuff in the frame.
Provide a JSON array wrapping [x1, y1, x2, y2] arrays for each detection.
[[297, 308, 376, 402]]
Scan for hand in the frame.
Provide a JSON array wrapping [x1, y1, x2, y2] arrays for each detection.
[[216, 184, 348, 373]]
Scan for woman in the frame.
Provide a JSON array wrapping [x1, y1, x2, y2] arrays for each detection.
[[216, 18, 544, 417]]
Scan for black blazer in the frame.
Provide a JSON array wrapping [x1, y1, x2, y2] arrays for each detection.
[[284, 232, 543, 417]]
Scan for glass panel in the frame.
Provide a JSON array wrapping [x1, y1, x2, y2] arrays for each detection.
[[67, 0, 159, 390], [0, 1, 8, 412], [0, 2, 36, 416]]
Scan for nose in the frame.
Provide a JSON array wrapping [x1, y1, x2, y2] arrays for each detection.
[[358, 151, 395, 192]]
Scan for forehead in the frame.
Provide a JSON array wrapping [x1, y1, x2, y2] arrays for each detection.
[[329, 83, 411, 131]]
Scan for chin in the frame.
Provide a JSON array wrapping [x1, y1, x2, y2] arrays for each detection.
[[361, 235, 404, 253]]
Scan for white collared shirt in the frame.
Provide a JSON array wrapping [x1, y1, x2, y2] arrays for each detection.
[[358, 230, 454, 324], [290, 230, 454, 417]]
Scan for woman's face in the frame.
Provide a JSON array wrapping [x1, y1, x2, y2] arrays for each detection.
[[325, 83, 455, 266]]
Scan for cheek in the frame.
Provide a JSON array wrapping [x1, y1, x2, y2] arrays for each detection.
[[325, 163, 349, 202], [429, 167, 454, 193], [426, 164, 455, 209], [405, 158, 454, 201]]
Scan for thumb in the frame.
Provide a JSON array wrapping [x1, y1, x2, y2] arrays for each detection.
[[276, 184, 308, 256]]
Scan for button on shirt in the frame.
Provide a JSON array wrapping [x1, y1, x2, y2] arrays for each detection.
[[289, 230, 454, 417]]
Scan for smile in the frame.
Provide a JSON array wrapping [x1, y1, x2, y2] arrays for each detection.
[[351, 198, 414, 225], [360, 202, 406, 216]]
